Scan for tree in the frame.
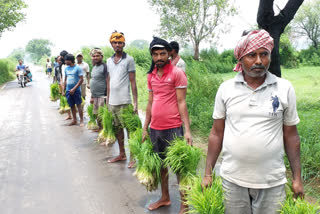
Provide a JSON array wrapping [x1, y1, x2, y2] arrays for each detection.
[[26, 39, 53, 63], [8, 48, 25, 61], [130, 40, 149, 49], [148, 0, 236, 60], [292, 0, 320, 49], [257, 0, 304, 77], [0, 0, 27, 36]]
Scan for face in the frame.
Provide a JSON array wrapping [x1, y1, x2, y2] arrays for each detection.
[[111, 41, 125, 53], [241, 48, 271, 78], [77, 56, 83, 63], [92, 53, 103, 65], [65, 60, 73, 66], [152, 49, 169, 68], [19, 60, 22, 65], [57, 57, 62, 65]]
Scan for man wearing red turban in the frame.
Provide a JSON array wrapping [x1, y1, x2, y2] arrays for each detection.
[[202, 29, 304, 214]]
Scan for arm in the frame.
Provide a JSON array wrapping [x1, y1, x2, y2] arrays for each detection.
[[176, 88, 192, 145], [283, 125, 304, 198], [63, 76, 67, 96], [202, 119, 225, 186], [142, 91, 153, 142], [106, 75, 110, 105], [129, 72, 138, 114]]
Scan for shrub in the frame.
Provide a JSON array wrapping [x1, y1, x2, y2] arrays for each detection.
[[0, 58, 16, 85]]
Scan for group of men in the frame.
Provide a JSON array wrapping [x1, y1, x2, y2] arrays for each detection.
[[52, 29, 303, 214]]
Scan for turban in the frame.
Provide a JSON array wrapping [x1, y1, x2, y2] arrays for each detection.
[[109, 32, 125, 43], [90, 48, 103, 56], [233, 30, 274, 72]]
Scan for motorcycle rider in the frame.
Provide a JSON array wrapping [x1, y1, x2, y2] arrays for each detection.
[[15, 59, 26, 81]]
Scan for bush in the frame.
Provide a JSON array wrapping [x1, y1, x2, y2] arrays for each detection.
[[279, 34, 299, 68], [298, 47, 320, 66], [0, 58, 16, 85]]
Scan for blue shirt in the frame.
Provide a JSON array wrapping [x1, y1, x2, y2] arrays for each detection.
[[65, 65, 83, 92], [16, 64, 26, 71], [54, 62, 59, 68]]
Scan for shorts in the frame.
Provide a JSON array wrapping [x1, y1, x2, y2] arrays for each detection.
[[222, 179, 286, 214], [47, 68, 52, 73], [66, 90, 82, 107], [108, 104, 129, 128], [81, 84, 87, 98], [150, 126, 184, 159], [92, 97, 105, 114]]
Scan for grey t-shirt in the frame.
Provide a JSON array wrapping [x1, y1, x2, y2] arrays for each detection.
[[90, 64, 108, 98], [107, 53, 136, 105]]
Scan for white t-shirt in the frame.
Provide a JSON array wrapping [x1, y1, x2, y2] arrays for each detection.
[[213, 71, 299, 189], [77, 61, 90, 84], [176, 57, 186, 72], [46, 62, 52, 69]]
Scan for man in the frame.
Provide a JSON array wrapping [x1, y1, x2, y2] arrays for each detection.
[[76, 53, 90, 100], [46, 58, 52, 77], [63, 54, 84, 126], [53, 57, 63, 92], [54, 57, 59, 69], [15, 59, 26, 81], [202, 30, 304, 214], [170, 41, 186, 72], [106, 31, 138, 168], [60, 50, 72, 120], [89, 48, 108, 132], [142, 37, 192, 213]]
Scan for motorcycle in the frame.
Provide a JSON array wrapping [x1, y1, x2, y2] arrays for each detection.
[[17, 70, 28, 88]]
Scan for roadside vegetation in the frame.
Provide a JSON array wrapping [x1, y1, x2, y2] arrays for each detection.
[[0, 58, 16, 85]]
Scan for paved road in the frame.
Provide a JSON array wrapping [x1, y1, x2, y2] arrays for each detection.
[[0, 68, 181, 214]]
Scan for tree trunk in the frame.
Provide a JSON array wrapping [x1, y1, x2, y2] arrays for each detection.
[[193, 42, 200, 61], [257, 0, 304, 77]]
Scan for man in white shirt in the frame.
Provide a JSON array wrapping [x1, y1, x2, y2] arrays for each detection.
[[202, 30, 304, 214], [76, 53, 90, 100], [169, 41, 186, 72]]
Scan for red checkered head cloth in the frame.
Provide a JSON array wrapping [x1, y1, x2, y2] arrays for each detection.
[[233, 30, 274, 72]]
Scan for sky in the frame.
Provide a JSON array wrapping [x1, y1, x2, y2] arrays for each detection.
[[0, 0, 287, 58]]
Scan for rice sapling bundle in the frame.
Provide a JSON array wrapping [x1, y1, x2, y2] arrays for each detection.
[[280, 183, 320, 214], [164, 137, 204, 188], [97, 105, 116, 145], [87, 104, 99, 130], [50, 82, 60, 101], [120, 104, 142, 133], [128, 128, 143, 159], [133, 137, 162, 192], [182, 174, 224, 214], [59, 96, 70, 114]]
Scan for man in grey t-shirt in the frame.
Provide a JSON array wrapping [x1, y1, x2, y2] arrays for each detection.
[[106, 31, 138, 168], [89, 48, 108, 131]]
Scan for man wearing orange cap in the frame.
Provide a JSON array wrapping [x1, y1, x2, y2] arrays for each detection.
[[202, 30, 304, 214], [106, 31, 138, 168]]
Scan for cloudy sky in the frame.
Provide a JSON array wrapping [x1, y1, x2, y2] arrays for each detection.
[[0, 0, 287, 58]]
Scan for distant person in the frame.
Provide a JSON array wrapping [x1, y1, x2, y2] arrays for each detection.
[[46, 58, 52, 77], [202, 30, 304, 214], [62, 54, 84, 126], [76, 53, 90, 100], [89, 48, 108, 132], [170, 41, 186, 72], [142, 37, 192, 213], [106, 31, 138, 168], [15, 59, 26, 81], [60, 50, 72, 120], [54, 56, 63, 93], [53, 57, 59, 68]]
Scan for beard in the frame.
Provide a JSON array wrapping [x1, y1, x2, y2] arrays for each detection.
[[243, 64, 268, 78]]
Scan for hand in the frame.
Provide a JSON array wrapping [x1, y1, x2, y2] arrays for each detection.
[[87, 85, 90, 89], [142, 129, 149, 143], [292, 179, 304, 199], [69, 88, 75, 95], [133, 105, 138, 115], [62, 91, 65, 96], [90, 98, 94, 104], [184, 131, 193, 146], [201, 176, 213, 188]]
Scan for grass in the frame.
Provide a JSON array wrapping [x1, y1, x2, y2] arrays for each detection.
[[0, 58, 16, 85]]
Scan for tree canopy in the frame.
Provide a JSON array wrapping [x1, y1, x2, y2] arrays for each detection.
[[148, 0, 236, 60], [8, 48, 25, 61], [26, 39, 53, 63], [292, 0, 320, 49], [0, 0, 27, 36]]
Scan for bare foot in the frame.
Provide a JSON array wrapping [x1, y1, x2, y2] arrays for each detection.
[[107, 155, 127, 163], [179, 203, 188, 214], [65, 116, 72, 120], [79, 122, 84, 127], [68, 121, 77, 126], [148, 199, 171, 211], [127, 160, 136, 168]]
